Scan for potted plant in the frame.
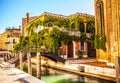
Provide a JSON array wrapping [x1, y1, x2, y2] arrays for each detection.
[[82, 51, 88, 58], [78, 50, 83, 58]]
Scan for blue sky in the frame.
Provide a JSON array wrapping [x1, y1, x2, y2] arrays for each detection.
[[0, 0, 94, 34]]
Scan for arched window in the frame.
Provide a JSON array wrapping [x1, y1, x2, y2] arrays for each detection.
[[86, 23, 92, 33], [96, 0, 105, 35], [100, 1, 104, 35], [71, 23, 76, 29], [47, 22, 53, 27], [79, 23, 84, 32]]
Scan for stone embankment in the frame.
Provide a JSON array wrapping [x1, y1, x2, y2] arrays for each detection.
[[31, 58, 116, 82]]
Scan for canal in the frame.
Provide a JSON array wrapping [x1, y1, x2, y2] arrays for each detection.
[[40, 67, 115, 83]]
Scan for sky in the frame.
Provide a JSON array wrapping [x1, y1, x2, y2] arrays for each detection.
[[0, 0, 94, 34]]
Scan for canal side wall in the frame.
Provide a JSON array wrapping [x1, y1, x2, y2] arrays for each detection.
[[31, 58, 116, 82], [80, 64, 116, 78]]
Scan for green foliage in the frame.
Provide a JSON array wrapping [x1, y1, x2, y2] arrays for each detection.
[[23, 63, 28, 73], [87, 25, 95, 33], [44, 16, 57, 23], [43, 16, 70, 28], [56, 19, 70, 28], [77, 50, 83, 58], [14, 36, 31, 52], [94, 34, 106, 51], [80, 33, 87, 42], [47, 26, 61, 53], [14, 43, 21, 52], [60, 31, 72, 45], [71, 35, 80, 42], [26, 20, 42, 35], [87, 34, 95, 43], [71, 16, 83, 23], [99, 36, 106, 51], [85, 16, 95, 23], [70, 16, 84, 30], [94, 35, 100, 49]]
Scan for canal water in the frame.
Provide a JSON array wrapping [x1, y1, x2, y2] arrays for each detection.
[[41, 67, 115, 83]]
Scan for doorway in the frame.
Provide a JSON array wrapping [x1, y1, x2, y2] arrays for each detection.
[[68, 41, 74, 58]]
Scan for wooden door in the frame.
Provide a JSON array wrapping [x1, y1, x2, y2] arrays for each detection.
[[68, 41, 73, 58]]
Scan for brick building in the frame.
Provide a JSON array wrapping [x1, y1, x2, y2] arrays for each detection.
[[22, 12, 95, 59]]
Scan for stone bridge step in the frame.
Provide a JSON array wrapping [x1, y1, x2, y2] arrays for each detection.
[[0, 62, 15, 68]]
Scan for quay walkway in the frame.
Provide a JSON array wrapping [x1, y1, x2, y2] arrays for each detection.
[[0, 62, 45, 83]]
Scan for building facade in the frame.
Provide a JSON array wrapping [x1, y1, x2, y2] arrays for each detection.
[[94, 0, 120, 65], [0, 28, 21, 51], [22, 12, 96, 59], [0, 33, 8, 49]]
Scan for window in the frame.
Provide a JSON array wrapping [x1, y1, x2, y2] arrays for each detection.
[[86, 23, 92, 33], [13, 39, 16, 44], [79, 23, 84, 32], [71, 23, 76, 29], [100, 1, 104, 35], [13, 39, 15, 43], [81, 42, 84, 50], [47, 22, 53, 27]]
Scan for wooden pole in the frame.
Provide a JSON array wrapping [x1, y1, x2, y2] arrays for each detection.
[[3, 53, 5, 62], [37, 52, 41, 79], [27, 52, 32, 75], [19, 52, 23, 70], [5, 53, 7, 62], [6, 53, 8, 61]]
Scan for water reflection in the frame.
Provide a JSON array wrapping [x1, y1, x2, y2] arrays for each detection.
[[41, 67, 115, 83]]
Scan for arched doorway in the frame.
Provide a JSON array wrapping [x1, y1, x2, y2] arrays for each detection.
[[87, 42, 96, 58], [68, 41, 74, 58]]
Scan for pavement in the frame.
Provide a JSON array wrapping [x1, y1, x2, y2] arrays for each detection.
[[0, 62, 45, 83]]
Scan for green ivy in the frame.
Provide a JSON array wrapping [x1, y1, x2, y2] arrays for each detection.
[[56, 19, 70, 28], [80, 33, 87, 42], [71, 35, 80, 42], [15, 15, 96, 53], [43, 16, 57, 26], [70, 16, 84, 30], [94, 34, 106, 51], [60, 31, 72, 45], [85, 16, 95, 23]]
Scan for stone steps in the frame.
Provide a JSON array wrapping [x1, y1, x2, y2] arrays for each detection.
[[0, 62, 15, 68]]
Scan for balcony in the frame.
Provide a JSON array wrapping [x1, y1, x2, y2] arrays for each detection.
[[62, 30, 80, 37]]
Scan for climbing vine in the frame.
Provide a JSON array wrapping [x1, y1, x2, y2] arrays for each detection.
[[94, 34, 106, 51], [15, 13, 96, 54], [43, 16, 70, 28], [70, 15, 84, 30]]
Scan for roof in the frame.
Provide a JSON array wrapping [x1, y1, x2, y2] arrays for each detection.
[[22, 16, 38, 26], [22, 12, 95, 27], [42, 12, 70, 18], [71, 12, 94, 18]]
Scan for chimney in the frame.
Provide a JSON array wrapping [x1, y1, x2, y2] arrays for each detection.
[[26, 13, 29, 23]]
